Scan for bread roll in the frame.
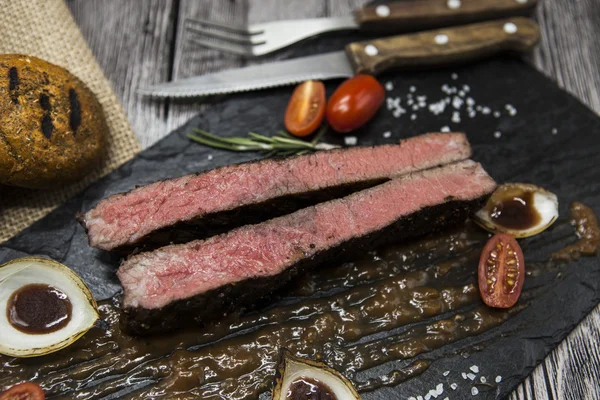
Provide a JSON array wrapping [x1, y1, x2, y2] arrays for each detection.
[[0, 54, 108, 189]]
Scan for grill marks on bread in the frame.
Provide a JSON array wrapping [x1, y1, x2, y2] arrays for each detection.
[[8, 67, 18, 104], [39, 93, 54, 139], [69, 88, 81, 134], [7, 64, 81, 140]]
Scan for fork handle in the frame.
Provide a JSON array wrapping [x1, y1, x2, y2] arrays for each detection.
[[345, 17, 539, 75], [355, 0, 538, 32]]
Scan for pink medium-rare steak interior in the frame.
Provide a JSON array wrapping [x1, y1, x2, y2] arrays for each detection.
[[83, 132, 471, 250], [119, 160, 496, 310]]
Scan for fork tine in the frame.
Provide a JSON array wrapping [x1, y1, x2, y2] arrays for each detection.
[[185, 17, 262, 35], [187, 37, 254, 57], [186, 25, 263, 46]]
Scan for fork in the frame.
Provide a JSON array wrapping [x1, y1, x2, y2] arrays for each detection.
[[184, 0, 538, 57]]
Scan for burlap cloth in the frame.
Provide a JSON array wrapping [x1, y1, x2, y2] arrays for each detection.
[[0, 0, 140, 242]]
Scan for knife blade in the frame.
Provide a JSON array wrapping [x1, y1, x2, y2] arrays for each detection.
[[139, 17, 539, 98]]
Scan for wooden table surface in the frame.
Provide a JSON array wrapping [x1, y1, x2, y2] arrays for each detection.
[[66, 0, 600, 398]]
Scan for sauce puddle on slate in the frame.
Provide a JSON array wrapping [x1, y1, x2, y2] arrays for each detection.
[[0, 203, 597, 399]]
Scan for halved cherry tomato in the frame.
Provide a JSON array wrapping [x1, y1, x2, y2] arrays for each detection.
[[326, 74, 385, 133], [478, 233, 525, 308], [0, 382, 45, 400], [284, 80, 326, 137]]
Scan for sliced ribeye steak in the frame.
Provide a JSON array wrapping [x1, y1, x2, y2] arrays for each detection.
[[119, 160, 496, 335], [80, 132, 471, 251]]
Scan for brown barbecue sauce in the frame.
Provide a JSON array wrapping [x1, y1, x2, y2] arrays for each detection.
[[7, 284, 72, 334], [489, 189, 541, 231]]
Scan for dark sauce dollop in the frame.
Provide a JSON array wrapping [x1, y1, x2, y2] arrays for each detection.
[[489, 189, 541, 230], [287, 377, 337, 400], [7, 284, 72, 334]]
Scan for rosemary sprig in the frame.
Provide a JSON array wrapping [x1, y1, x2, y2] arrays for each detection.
[[187, 126, 339, 156]]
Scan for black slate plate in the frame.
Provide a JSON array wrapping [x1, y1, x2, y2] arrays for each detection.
[[2, 48, 600, 400]]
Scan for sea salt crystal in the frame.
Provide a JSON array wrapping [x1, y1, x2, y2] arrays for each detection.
[[458, 90, 466, 97], [443, 371, 450, 377], [417, 396, 424, 400], [481, 107, 491, 115], [469, 110, 476, 118], [470, 366, 479, 373], [467, 373, 476, 380], [494, 131, 502, 139], [494, 111, 501, 118], [412, 105, 419, 111], [471, 387, 479, 396], [451, 383, 458, 390], [505, 104, 518, 116], [429, 100, 446, 115], [410, 85, 417, 92], [392, 106, 406, 118], [408, 397, 416, 400], [441, 126, 451, 132], [411, 114, 417, 120], [495, 375, 502, 383], [451, 73, 458, 80], [466, 97, 475, 106], [452, 96, 464, 109], [451, 111, 461, 123], [385, 81, 394, 91], [387, 97, 401, 110], [344, 136, 357, 146], [462, 84, 470, 92], [480, 376, 487, 383], [462, 372, 468, 380], [207, 154, 213, 161], [407, 99, 414, 106], [476, 105, 482, 111], [383, 131, 392, 138], [436, 383, 444, 394], [425, 394, 432, 400], [441, 84, 450, 93], [552, 128, 558, 135]]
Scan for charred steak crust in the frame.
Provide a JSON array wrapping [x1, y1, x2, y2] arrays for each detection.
[[121, 196, 487, 335]]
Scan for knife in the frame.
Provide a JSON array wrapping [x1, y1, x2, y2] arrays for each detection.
[[139, 17, 539, 98], [186, 0, 539, 57]]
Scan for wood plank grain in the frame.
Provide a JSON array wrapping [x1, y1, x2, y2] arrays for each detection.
[[67, 0, 175, 148]]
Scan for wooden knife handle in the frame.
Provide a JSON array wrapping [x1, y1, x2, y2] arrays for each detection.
[[345, 17, 540, 75], [355, 0, 538, 32]]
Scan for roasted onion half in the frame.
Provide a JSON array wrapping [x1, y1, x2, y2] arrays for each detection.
[[272, 349, 360, 400], [474, 183, 559, 238], [0, 257, 99, 357]]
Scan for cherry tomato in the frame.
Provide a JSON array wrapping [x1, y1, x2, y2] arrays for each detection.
[[326, 74, 385, 133], [0, 382, 45, 400], [478, 233, 525, 308], [284, 80, 326, 137]]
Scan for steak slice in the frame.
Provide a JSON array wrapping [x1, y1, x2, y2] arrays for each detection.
[[119, 160, 496, 335], [81, 133, 471, 251]]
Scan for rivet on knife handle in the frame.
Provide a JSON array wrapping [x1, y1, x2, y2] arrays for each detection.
[[355, 0, 539, 33], [345, 17, 540, 76]]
